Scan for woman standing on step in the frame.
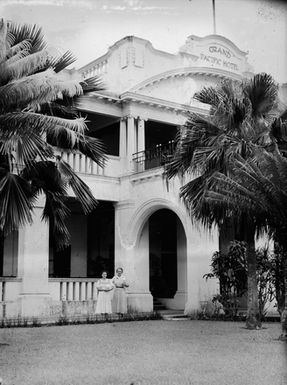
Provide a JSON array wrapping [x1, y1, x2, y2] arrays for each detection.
[[112, 267, 129, 315], [95, 271, 114, 315]]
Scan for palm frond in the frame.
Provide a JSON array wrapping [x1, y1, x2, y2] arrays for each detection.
[[193, 86, 220, 109], [243, 73, 278, 117], [7, 20, 46, 54], [77, 136, 106, 166], [4, 45, 31, 66], [21, 161, 67, 195], [0, 111, 87, 134], [6, 39, 31, 59], [21, 161, 71, 248], [0, 18, 107, 246], [165, 114, 221, 178], [207, 153, 287, 228], [0, 50, 49, 85], [0, 68, 83, 112], [0, 169, 35, 235], [80, 76, 105, 93], [42, 192, 70, 249], [47, 50, 76, 73], [56, 158, 97, 214]]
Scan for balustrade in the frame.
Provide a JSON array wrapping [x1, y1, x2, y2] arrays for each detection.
[[132, 140, 175, 172], [49, 278, 98, 301], [59, 151, 105, 175]]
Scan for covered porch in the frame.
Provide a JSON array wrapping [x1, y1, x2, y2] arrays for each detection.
[[0, 199, 116, 320]]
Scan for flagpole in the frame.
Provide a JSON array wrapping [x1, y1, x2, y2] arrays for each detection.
[[212, 0, 216, 34]]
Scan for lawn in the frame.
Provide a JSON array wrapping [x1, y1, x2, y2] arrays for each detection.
[[0, 320, 285, 385]]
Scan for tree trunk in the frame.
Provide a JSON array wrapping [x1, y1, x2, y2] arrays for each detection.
[[274, 229, 287, 340], [281, 256, 287, 339], [242, 218, 261, 329], [219, 215, 261, 328]]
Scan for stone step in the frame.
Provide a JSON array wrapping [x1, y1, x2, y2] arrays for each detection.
[[159, 310, 188, 321], [153, 298, 167, 311], [154, 306, 167, 311]]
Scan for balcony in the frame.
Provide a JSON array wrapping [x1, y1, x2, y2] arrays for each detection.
[[132, 141, 175, 173], [58, 151, 122, 177]]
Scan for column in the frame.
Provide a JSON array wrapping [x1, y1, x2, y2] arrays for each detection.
[[173, 219, 187, 309], [127, 115, 136, 171], [184, 225, 219, 316], [3, 230, 18, 276], [119, 117, 127, 158], [17, 197, 51, 318], [70, 214, 87, 278], [114, 201, 153, 312], [137, 118, 145, 153]]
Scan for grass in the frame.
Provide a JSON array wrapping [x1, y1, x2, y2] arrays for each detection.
[[0, 311, 162, 328], [0, 320, 284, 385]]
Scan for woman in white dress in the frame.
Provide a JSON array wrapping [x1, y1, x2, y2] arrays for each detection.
[[112, 267, 129, 315], [95, 271, 114, 315]]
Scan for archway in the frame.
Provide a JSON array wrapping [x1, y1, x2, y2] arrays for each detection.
[[123, 198, 190, 312], [149, 209, 177, 299], [144, 208, 187, 310]]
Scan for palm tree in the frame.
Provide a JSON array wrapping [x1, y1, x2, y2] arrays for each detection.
[[165, 73, 282, 329], [0, 19, 106, 248], [205, 151, 287, 338]]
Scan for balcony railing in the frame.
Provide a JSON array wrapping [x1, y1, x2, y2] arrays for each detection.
[[59, 151, 104, 175], [48, 278, 99, 301], [132, 140, 175, 172]]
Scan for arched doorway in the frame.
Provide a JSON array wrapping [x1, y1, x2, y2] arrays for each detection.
[[149, 209, 177, 298], [148, 209, 187, 310]]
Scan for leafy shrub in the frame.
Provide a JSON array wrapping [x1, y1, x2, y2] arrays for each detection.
[[204, 240, 284, 318]]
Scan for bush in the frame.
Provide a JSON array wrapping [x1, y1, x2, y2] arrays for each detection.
[[204, 240, 284, 318]]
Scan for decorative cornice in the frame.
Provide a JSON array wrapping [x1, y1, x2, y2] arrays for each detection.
[[79, 92, 121, 104], [120, 91, 209, 114], [129, 66, 243, 93], [79, 90, 209, 115], [114, 200, 135, 210]]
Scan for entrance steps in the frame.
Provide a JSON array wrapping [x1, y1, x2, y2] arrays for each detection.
[[158, 309, 189, 321], [153, 297, 167, 311]]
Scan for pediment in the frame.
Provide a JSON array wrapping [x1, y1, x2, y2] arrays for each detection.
[[129, 68, 238, 106]]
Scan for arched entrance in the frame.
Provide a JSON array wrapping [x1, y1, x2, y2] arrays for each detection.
[[149, 209, 177, 298], [123, 198, 190, 312], [148, 209, 187, 310]]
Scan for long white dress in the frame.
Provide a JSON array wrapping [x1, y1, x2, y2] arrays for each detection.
[[95, 278, 114, 314], [111, 275, 129, 314]]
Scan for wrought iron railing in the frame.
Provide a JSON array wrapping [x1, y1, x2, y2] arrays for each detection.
[[132, 140, 175, 172]]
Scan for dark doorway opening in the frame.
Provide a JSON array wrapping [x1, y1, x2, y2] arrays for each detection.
[[149, 209, 177, 298], [84, 112, 120, 156], [87, 201, 115, 278], [145, 121, 177, 150]]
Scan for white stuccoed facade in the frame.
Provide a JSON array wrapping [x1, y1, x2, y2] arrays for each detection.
[[1, 34, 284, 320]]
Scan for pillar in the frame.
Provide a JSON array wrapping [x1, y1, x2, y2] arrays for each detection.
[[119, 117, 127, 158], [70, 214, 87, 277], [127, 115, 136, 171], [114, 201, 153, 312], [184, 225, 219, 316], [3, 230, 18, 277], [17, 198, 51, 318], [173, 219, 187, 309], [137, 118, 145, 153]]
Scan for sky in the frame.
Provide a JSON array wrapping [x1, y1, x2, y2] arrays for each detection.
[[1, 0, 287, 82]]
